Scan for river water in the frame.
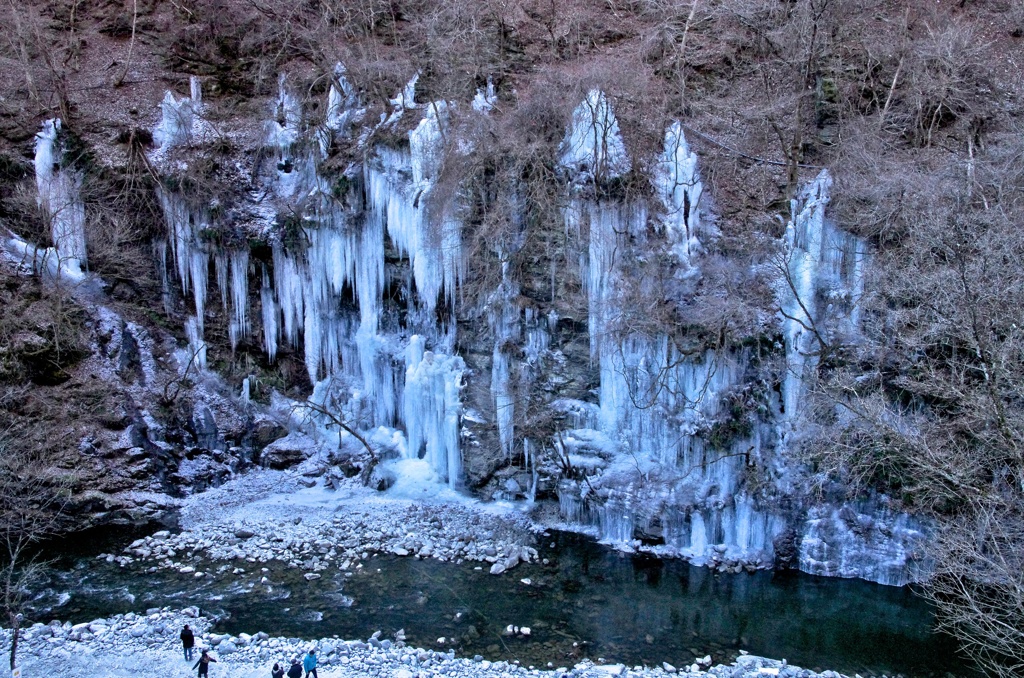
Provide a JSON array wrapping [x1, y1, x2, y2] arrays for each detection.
[[35, 530, 969, 677]]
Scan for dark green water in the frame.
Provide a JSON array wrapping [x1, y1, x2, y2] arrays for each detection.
[[35, 531, 969, 677]]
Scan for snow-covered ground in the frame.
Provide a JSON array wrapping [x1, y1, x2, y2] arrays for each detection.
[[10, 606, 842, 678], [109, 467, 538, 579]]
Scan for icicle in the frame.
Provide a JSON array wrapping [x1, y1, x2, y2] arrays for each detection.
[[366, 118, 463, 318], [185, 315, 207, 370], [260, 267, 279, 362], [228, 249, 249, 349], [782, 172, 830, 416], [214, 253, 229, 312], [154, 240, 173, 315], [189, 250, 209, 332]]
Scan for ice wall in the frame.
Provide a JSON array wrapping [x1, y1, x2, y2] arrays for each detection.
[[404, 335, 465, 488], [154, 76, 205, 155], [152, 73, 466, 484], [142, 74, 920, 585], [656, 122, 705, 271], [553, 103, 785, 564], [799, 502, 929, 586]]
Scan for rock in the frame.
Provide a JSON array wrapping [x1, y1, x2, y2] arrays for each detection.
[[663, 662, 677, 673], [489, 562, 506, 575], [218, 640, 237, 654], [368, 466, 396, 492], [259, 432, 318, 470], [304, 573, 321, 581], [234, 529, 256, 539]]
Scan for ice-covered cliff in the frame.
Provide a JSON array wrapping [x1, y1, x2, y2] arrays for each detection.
[[20, 73, 923, 586]]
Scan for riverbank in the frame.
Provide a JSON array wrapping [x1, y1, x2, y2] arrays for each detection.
[[104, 466, 538, 578], [6, 607, 849, 678], [29, 468, 965, 677]]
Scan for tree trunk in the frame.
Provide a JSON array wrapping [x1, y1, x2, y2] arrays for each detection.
[[9, 611, 20, 671]]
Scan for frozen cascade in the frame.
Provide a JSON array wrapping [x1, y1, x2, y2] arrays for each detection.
[[260, 268, 279, 361], [560, 90, 631, 180], [140, 70, 916, 584], [154, 76, 204, 153], [656, 122, 707, 270], [185, 315, 207, 370], [779, 170, 868, 421], [228, 250, 250, 349], [35, 119, 87, 278], [365, 102, 462, 322], [157, 186, 253, 362], [489, 264, 521, 459], [403, 335, 465, 488], [325, 63, 363, 140], [555, 119, 784, 564]]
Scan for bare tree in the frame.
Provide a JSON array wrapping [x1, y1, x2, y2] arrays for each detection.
[[0, 440, 72, 671]]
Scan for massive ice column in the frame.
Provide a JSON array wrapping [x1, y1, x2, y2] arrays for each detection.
[[404, 335, 465, 488]]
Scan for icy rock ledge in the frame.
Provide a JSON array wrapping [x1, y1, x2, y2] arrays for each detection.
[[7, 608, 860, 678]]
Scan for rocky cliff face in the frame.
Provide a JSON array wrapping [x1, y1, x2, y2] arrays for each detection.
[[0, 63, 930, 586], [8, 0, 1021, 592]]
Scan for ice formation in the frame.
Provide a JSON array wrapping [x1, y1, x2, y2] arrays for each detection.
[[656, 123, 705, 269], [34, 119, 87, 279], [142, 72, 918, 586], [404, 335, 465, 488], [472, 79, 498, 113], [560, 90, 631, 181], [152, 72, 467, 483], [779, 171, 868, 421], [154, 76, 205, 153]]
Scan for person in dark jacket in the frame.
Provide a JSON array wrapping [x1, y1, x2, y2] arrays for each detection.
[[271, 662, 285, 678], [303, 649, 319, 678], [193, 650, 217, 677], [181, 624, 196, 661], [286, 658, 303, 678]]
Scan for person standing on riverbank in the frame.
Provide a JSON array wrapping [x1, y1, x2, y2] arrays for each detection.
[[271, 662, 285, 678], [180, 624, 196, 661], [303, 649, 319, 678], [286, 658, 303, 678], [193, 650, 217, 677]]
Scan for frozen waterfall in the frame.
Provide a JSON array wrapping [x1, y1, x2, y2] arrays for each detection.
[[34, 119, 87, 279], [404, 335, 465, 488]]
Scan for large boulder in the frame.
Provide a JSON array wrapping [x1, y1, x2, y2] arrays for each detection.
[[258, 432, 319, 470]]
